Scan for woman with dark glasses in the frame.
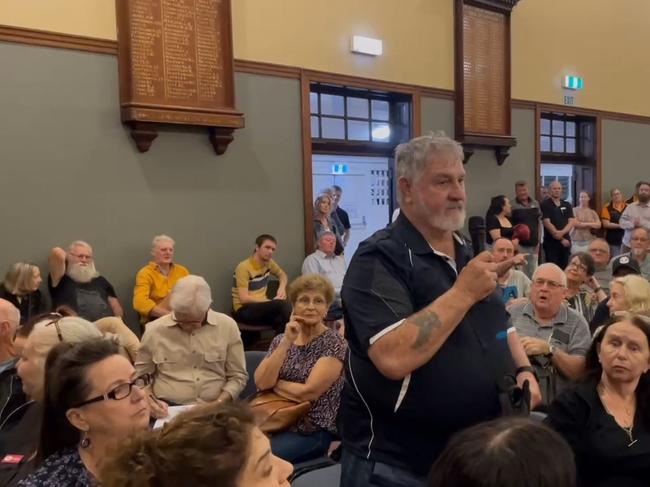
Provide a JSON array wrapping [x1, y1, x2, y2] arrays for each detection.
[[18, 338, 151, 486]]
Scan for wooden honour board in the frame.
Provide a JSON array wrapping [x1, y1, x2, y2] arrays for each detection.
[[462, 3, 508, 136], [116, 0, 243, 128]]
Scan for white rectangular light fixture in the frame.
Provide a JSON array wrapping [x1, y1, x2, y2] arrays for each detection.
[[351, 36, 383, 56]]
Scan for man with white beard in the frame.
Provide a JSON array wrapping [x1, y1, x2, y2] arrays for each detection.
[[48, 240, 124, 321], [339, 133, 540, 486]]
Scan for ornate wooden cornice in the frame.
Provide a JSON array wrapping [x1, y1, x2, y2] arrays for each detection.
[[464, 0, 522, 14]]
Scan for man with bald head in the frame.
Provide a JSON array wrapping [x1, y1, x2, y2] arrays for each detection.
[[0, 299, 21, 409], [508, 263, 591, 406], [588, 238, 612, 292], [492, 238, 531, 303]]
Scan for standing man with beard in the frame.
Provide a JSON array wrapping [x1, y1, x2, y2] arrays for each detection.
[[339, 133, 540, 487], [619, 181, 650, 254], [48, 240, 124, 321]]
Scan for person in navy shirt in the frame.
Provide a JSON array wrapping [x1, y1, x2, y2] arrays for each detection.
[[339, 133, 540, 487]]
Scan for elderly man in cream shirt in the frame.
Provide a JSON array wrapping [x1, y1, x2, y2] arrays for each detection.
[[136, 275, 247, 417]]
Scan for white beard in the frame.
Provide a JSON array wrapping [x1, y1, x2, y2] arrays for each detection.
[[67, 262, 100, 283]]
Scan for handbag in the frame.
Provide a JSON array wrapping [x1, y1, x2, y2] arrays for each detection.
[[248, 391, 311, 434]]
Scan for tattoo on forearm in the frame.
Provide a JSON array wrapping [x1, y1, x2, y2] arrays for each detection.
[[409, 308, 442, 349]]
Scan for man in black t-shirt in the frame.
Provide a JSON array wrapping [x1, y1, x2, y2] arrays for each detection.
[[541, 181, 576, 269], [330, 185, 351, 247], [511, 180, 542, 278], [48, 240, 123, 322], [339, 134, 540, 486]]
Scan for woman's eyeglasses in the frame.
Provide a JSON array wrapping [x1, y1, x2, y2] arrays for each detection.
[[72, 374, 152, 408]]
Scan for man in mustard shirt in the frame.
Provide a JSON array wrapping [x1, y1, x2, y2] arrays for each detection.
[[232, 234, 291, 340], [133, 235, 189, 326]]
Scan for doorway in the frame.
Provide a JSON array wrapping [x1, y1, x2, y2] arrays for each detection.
[[312, 155, 391, 259]]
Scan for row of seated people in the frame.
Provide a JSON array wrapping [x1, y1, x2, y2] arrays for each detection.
[[1, 295, 648, 486], [0, 272, 345, 485], [0, 231, 345, 345]]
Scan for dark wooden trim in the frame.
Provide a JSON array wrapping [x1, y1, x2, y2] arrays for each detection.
[[464, 0, 521, 13], [233, 59, 300, 79], [300, 71, 315, 256], [534, 104, 542, 201], [0, 24, 117, 54], [596, 115, 603, 212], [412, 90, 422, 136], [4, 23, 650, 129]]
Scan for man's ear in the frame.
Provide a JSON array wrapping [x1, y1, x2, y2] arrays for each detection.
[[66, 408, 90, 433], [397, 177, 413, 205]]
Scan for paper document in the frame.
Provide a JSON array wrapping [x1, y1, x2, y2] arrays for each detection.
[[153, 404, 195, 429]]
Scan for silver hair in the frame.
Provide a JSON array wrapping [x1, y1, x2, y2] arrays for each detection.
[[317, 230, 336, 241], [169, 275, 212, 315], [67, 240, 93, 254], [152, 234, 175, 249], [532, 263, 567, 287], [0, 299, 20, 328], [395, 131, 463, 185]]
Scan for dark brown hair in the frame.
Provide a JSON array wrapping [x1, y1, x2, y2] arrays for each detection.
[[38, 338, 120, 463], [428, 417, 576, 487], [101, 402, 255, 487]]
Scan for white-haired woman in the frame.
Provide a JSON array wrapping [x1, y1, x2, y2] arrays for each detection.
[[0, 263, 45, 324], [608, 275, 650, 317], [133, 235, 189, 326], [0, 315, 103, 485]]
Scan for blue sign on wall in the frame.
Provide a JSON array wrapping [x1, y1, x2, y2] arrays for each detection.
[[332, 164, 348, 174]]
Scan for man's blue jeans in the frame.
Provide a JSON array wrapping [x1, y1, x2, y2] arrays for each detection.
[[270, 430, 332, 464], [339, 448, 427, 487]]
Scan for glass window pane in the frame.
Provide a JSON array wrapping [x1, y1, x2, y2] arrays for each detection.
[[552, 120, 564, 136], [540, 118, 551, 135], [566, 137, 576, 153], [347, 120, 370, 141], [540, 136, 551, 152], [371, 100, 390, 121], [310, 92, 318, 114], [310, 116, 319, 138], [320, 94, 344, 116], [321, 117, 345, 139], [566, 121, 576, 137], [347, 97, 369, 119], [552, 137, 565, 152], [371, 122, 391, 142]]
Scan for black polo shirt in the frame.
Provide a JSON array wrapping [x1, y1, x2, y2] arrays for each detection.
[[340, 213, 514, 476], [541, 198, 574, 244]]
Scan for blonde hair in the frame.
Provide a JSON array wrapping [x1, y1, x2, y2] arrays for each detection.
[[3, 262, 39, 295], [152, 234, 175, 249], [27, 316, 103, 401], [313, 193, 332, 216], [287, 274, 335, 307], [611, 275, 650, 315]]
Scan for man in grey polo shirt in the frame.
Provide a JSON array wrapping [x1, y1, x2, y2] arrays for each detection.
[[509, 263, 591, 407], [302, 231, 346, 319]]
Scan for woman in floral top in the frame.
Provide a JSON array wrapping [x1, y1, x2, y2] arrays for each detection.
[[254, 274, 347, 463], [18, 338, 151, 486]]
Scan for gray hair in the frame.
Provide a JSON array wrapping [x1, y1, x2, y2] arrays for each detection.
[[152, 234, 175, 249], [169, 275, 212, 315], [532, 263, 567, 287], [317, 230, 336, 241], [0, 299, 20, 329], [68, 240, 92, 254], [395, 132, 463, 183]]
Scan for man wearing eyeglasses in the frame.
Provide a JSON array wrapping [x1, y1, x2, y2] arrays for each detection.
[[135, 275, 247, 418], [508, 263, 591, 407], [48, 241, 124, 321], [588, 238, 612, 292]]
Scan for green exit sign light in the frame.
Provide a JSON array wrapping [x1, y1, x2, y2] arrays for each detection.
[[563, 76, 584, 90]]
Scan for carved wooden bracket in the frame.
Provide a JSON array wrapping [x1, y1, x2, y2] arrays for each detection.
[[208, 128, 235, 155], [459, 134, 517, 165], [129, 122, 159, 153]]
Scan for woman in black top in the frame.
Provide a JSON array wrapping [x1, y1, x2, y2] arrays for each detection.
[[485, 195, 514, 245], [546, 314, 650, 487], [0, 263, 45, 324]]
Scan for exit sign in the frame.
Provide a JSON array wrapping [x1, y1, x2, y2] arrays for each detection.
[[563, 95, 575, 106], [332, 164, 348, 174], [563, 76, 584, 90]]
